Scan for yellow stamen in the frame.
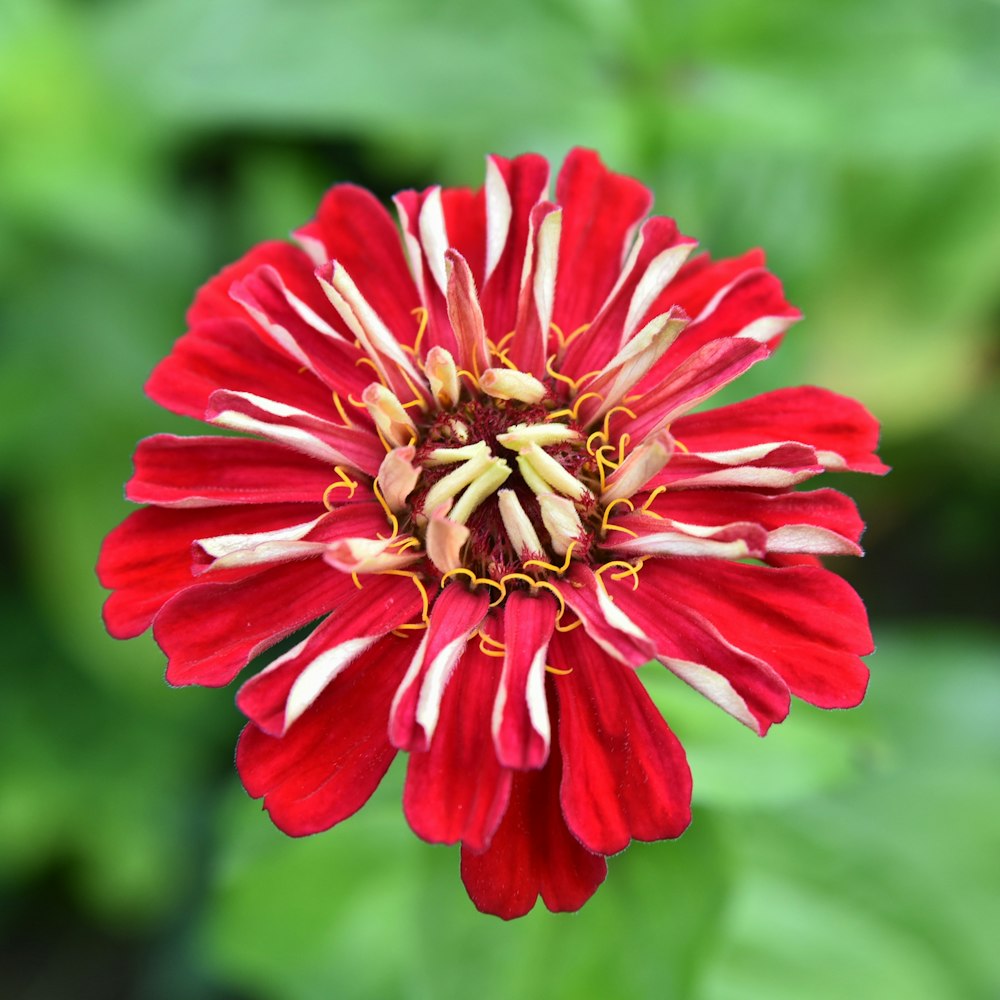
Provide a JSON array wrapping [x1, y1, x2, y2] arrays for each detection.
[[439, 567, 504, 601], [322, 468, 359, 509], [545, 354, 579, 390], [617, 432, 631, 467], [492, 330, 516, 354], [603, 523, 639, 538], [410, 306, 429, 357], [331, 393, 354, 427], [523, 540, 577, 577], [355, 356, 388, 387], [585, 430, 607, 456], [601, 405, 638, 442], [596, 560, 643, 592], [639, 485, 667, 514], [548, 322, 567, 350], [547, 390, 604, 423], [600, 497, 635, 535], [494, 573, 568, 619], [555, 616, 583, 633], [674, 437, 690, 454], [380, 569, 432, 624], [560, 322, 592, 350], [545, 664, 574, 675], [494, 348, 519, 370], [351, 573, 363, 590], [371, 477, 400, 538], [456, 368, 479, 390], [395, 364, 430, 412]]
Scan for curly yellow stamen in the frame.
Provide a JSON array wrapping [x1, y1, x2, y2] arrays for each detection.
[[523, 540, 577, 577], [674, 437, 690, 454], [548, 322, 567, 351], [545, 664, 574, 675], [596, 560, 642, 593], [601, 405, 638, 442], [600, 497, 635, 535], [439, 567, 504, 601], [380, 569, 432, 624], [371, 477, 400, 539], [639, 485, 667, 515], [395, 364, 430, 412], [554, 616, 583, 633], [585, 430, 607, 456], [456, 368, 480, 391], [494, 348, 519, 371], [410, 306, 429, 357], [493, 574, 568, 619], [492, 330, 517, 355], [331, 393, 354, 427], [547, 390, 604, 423], [322, 467, 359, 509], [617, 432, 631, 467], [545, 354, 580, 391], [355, 356, 388, 386], [476, 629, 507, 657], [351, 573, 363, 590], [560, 322, 592, 350]]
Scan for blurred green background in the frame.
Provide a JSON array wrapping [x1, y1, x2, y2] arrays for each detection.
[[2, 0, 998, 997]]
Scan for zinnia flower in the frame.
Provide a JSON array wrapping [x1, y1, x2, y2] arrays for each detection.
[[98, 149, 885, 918]]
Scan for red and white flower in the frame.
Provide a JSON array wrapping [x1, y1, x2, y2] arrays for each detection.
[[98, 149, 886, 918]]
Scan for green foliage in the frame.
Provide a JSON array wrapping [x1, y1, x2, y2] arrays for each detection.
[[1, 0, 997, 996]]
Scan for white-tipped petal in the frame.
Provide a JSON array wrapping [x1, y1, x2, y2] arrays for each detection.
[[363, 383, 416, 448], [426, 506, 471, 574], [539, 493, 583, 555], [324, 536, 422, 574], [602, 430, 674, 502], [479, 368, 548, 404], [498, 489, 544, 559], [378, 446, 420, 512], [425, 346, 461, 409]]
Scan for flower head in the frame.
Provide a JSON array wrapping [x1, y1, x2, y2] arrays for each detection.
[[98, 149, 886, 918]]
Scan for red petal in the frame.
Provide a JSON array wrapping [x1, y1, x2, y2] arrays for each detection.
[[553, 629, 692, 855], [403, 645, 512, 852], [643, 487, 866, 555], [645, 559, 873, 708], [154, 558, 356, 687], [206, 389, 385, 476], [670, 386, 888, 474], [480, 153, 550, 339], [236, 635, 414, 836], [461, 701, 607, 919], [97, 502, 310, 639], [388, 584, 491, 752], [551, 148, 652, 334], [506, 201, 561, 377], [293, 184, 422, 347], [493, 591, 557, 770], [126, 434, 335, 508], [620, 337, 770, 442], [658, 248, 766, 318], [553, 564, 656, 667], [146, 317, 336, 421], [236, 572, 428, 735], [609, 579, 790, 735], [186, 240, 314, 326], [560, 216, 697, 379], [648, 442, 822, 491], [655, 267, 801, 370]]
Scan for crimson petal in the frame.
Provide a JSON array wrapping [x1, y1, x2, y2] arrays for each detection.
[[553, 629, 692, 855], [237, 635, 413, 836], [403, 645, 512, 853], [461, 693, 607, 919]]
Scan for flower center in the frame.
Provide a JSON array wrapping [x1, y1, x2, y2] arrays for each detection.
[[409, 395, 597, 580]]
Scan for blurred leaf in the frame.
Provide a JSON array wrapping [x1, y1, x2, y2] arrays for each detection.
[[202, 766, 730, 1000]]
